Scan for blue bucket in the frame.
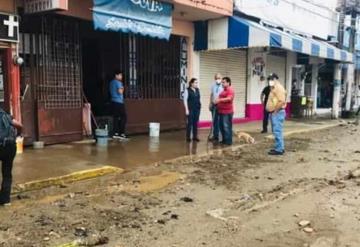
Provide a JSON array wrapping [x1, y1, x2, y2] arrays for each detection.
[[95, 128, 108, 147]]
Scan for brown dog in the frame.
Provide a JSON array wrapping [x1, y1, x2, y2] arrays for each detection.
[[233, 131, 255, 144]]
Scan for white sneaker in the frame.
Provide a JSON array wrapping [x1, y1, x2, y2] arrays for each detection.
[[119, 134, 130, 141], [113, 133, 121, 139]]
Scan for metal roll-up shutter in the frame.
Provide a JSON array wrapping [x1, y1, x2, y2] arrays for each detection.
[[267, 54, 286, 86], [199, 49, 247, 122]]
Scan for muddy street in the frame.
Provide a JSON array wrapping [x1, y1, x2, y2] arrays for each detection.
[[1, 123, 360, 247]]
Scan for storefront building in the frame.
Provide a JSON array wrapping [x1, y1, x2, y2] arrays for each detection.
[[194, 0, 354, 125], [16, 0, 232, 144]]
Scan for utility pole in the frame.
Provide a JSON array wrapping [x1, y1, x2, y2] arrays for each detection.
[[342, 0, 360, 113], [345, 6, 357, 112], [338, 0, 346, 48], [333, 0, 346, 118]]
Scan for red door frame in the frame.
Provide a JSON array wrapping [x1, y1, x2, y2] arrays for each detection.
[[5, 47, 21, 122]]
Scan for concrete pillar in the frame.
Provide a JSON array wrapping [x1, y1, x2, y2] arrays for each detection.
[[286, 51, 296, 101], [345, 63, 354, 111], [311, 64, 319, 112], [332, 63, 342, 118], [246, 48, 267, 106], [356, 70, 360, 108], [245, 48, 268, 120], [299, 76, 305, 96]]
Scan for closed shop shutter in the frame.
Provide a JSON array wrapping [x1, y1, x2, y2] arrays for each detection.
[[267, 54, 286, 87], [199, 49, 247, 122]]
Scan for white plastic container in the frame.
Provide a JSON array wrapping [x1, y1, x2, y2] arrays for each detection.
[[95, 128, 108, 147], [149, 122, 160, 137]]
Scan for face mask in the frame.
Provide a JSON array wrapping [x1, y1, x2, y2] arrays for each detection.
[[216, 79, 222, 84]]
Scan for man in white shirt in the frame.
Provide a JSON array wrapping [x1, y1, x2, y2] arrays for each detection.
[[208, 73, 223, 142]]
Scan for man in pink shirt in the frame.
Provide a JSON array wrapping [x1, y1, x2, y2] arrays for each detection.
[[215, 77, 234, 145]]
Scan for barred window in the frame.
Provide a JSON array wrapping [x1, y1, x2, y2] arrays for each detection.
[[125, 35, 181, 99]]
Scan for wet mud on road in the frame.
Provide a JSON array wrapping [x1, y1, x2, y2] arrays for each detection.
[[1, 123, 360, 246]]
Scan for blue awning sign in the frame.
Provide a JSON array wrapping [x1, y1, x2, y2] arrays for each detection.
[[195, 16, 354, 63], [93, 0, 173, 40]]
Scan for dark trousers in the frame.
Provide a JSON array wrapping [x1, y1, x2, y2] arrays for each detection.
[[186, 110, 200, 139], [263, 108, 270, 132], [219, 113, 233, 145], [111, 102, 127, 135], [211, 106, 220, 139], [0, 143, 16, 203]]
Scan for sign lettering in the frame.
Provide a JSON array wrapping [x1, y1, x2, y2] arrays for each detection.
[[93, 0, 173, 40], [130, 0, 163, 12], [105, 17, 166, 36], [180, 37, 188, 99]]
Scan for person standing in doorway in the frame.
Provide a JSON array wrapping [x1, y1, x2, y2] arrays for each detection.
[[216, 77, 234, 145], [260, 78, 271, 133], [266, 73, 287, 155], [109, 70, 128, 140], [209, 73, 223, 142], [183, 78, 201, 142], [0, 108, 22, 206]]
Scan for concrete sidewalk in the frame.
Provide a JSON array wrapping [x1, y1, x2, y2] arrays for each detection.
[[12, 118, 342, 187]]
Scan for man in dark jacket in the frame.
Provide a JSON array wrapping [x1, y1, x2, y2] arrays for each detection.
[[260, 79, 271, 133], [0, 109, 22, 206]]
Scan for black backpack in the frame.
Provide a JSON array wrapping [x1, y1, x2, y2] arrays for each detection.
[[0, 110, 16, 144]]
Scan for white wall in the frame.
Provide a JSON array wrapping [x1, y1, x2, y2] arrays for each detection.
[[234, 0, 339, 40], [311, 64, 319, 112], [247, 48, 268, 104], [247, 49, 297, 105]]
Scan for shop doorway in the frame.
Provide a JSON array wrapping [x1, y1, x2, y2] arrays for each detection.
[[80, 21, 129, 119], [80, 20, 184, 134], [317, 64, 334, 109]]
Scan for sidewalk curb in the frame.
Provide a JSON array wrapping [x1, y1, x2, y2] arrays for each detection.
[[13, 166, 124, 194], [265, 122, 341, 140]]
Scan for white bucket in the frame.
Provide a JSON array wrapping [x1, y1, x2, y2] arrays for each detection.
[[149, 122, 160, 137]]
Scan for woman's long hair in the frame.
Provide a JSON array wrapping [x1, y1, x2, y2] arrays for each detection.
[[188, 78, 198, 88]]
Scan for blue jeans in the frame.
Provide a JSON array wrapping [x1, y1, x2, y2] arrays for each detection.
[[219, 113, 233, 145], [211, 106, 220, 139], [271, 109, 286, 152]]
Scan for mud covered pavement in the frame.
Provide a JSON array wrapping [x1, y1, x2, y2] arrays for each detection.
[[1, 122, 360, 247]]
